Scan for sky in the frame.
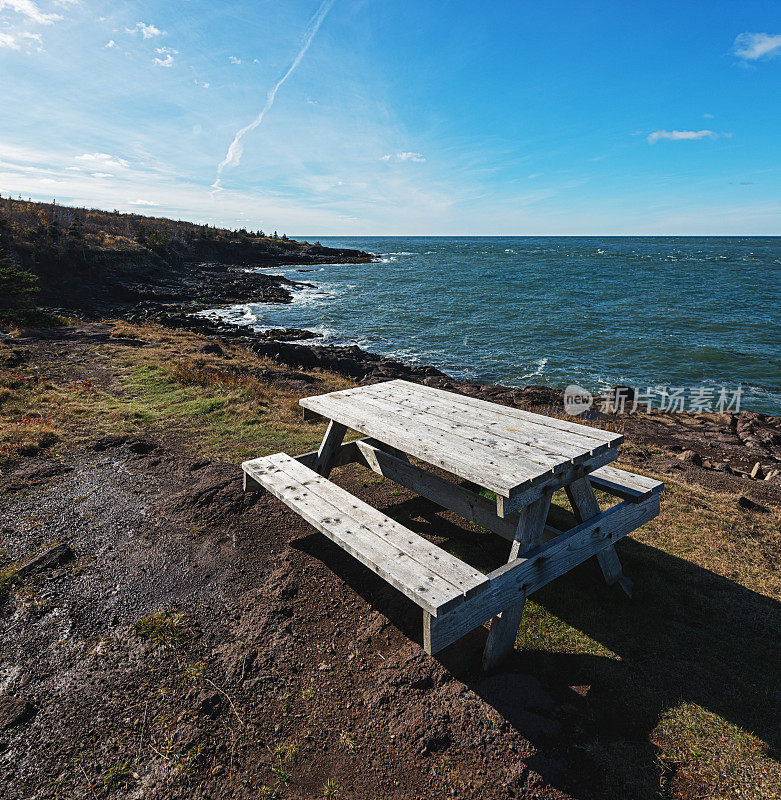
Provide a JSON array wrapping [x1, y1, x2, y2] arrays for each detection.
[[0, 0, 779, 235]]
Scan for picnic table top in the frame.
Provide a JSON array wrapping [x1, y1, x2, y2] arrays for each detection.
[[299, 379, 623, 499]]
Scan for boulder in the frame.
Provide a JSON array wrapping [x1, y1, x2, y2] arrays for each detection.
[[677, 450, 702, 466], [17, 543, 74, 578]]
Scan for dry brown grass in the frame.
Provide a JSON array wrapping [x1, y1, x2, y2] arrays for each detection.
[[0, 322, 354, 464]]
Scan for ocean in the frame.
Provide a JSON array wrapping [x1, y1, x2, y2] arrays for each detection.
[[207, 237, 781, 416]]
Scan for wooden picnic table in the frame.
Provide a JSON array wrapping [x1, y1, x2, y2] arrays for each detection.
[[243, 379, 662, 669]]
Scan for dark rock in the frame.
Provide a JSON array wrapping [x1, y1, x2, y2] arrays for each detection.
[[17, 543, 74, 578], [92, 434, 129, 451], [737, 496, 767, 512], [17, 444, 40, 457], [200, 342, 223, 355], [37, 432, 60, 449], [0, 695, 36, 729], [677, 449, 702, 465], [602, 385, 635, 412], [196, 692, 223, 718], [127, 438, 157, 455]]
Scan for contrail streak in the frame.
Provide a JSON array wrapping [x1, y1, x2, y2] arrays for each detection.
[[212, 0, 335, 189]]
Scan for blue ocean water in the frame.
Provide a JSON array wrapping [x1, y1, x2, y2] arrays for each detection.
[[210, 237, 781, 415]]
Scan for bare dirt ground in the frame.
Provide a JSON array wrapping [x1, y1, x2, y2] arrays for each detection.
[[0, 324, 779, 800]]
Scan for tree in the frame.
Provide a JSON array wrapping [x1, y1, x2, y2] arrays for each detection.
[[46, 219, 60, 246]]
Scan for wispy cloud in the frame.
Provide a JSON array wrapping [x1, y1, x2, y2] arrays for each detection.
[[732, 32, 781, 61], [0, 29, 41, 49], [154, 46, 177, 67], [382, 151, 426, 162], [75, 152, 129, 170], [0, 0, 61, 25], [125, 22, 163, 39], [647, 129, 717, 144], [104, 39, 115, 48], [213, 0, 336, 189], [228, 55, 241, 64], [127, 199, 159, 206]]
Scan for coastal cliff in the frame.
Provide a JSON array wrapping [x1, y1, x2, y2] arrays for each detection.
[[0, 196, 372, 319]]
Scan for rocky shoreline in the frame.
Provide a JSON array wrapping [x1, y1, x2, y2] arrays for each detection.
[[12, 238, 781, 500], [92, 304, 780, 504]]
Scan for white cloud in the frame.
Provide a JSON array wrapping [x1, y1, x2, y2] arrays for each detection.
[[127, 199, 159, 206], [228, 55, 241, 64], [733, 32, 781, 61], [382, 152, 426, 163], [90, 171, 113, 178], [0, 0, 61, 24], [194, 79, 209, 88], [0, 31, 19, 48], [105, 39, 115, 48], [647, 129, 717, 144], [0, 29, 41, 49], [75, 152, 129, 169], [153, 46, 177, 67], [126, 22, 163, 39]]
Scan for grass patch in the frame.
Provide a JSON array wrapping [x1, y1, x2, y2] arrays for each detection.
[[101, 760, 135, 793], [0, 563, 19, 603], [134, 610, 188, 650], [0, 321, 354, 462], [654, 702, 779, 799]]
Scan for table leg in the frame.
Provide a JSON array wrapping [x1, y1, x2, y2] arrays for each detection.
[[312, 420, 348, 477], [482, 494, 551, 670], [565, 477, 633, 597]]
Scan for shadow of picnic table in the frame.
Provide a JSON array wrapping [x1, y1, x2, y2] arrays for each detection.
[[293, 492, 780, 799]]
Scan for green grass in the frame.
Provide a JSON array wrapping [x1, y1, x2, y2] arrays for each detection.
[[101, 760, 135, 793], [0, 563, 19, 603], [134, 610, 188, 650]]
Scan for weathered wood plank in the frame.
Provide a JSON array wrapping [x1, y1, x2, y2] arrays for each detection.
[[423, 494, 660, 653], [588, 465, 664, 502], [363, 381, 614, 460], [274, 454, 487, 598], [482, 494, 552, 670], [342, 383, 599, 468], [312, 420, 347, 477], [497, 448, 617, 516], [352, 439, 518, 539], [566, 476, 633, 597], [310, 392, 551, 485], [242, 454, 486, 615], [391, 379, 623, 445], [299, 393, 533, 497], [293, 439, 363, 471]]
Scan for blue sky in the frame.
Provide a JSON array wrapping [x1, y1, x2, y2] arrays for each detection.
[[0, 0, 779, 234]]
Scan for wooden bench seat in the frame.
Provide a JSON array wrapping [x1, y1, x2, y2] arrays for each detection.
[[588, 465, 664, 502], [242, 452, 489, 617]]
